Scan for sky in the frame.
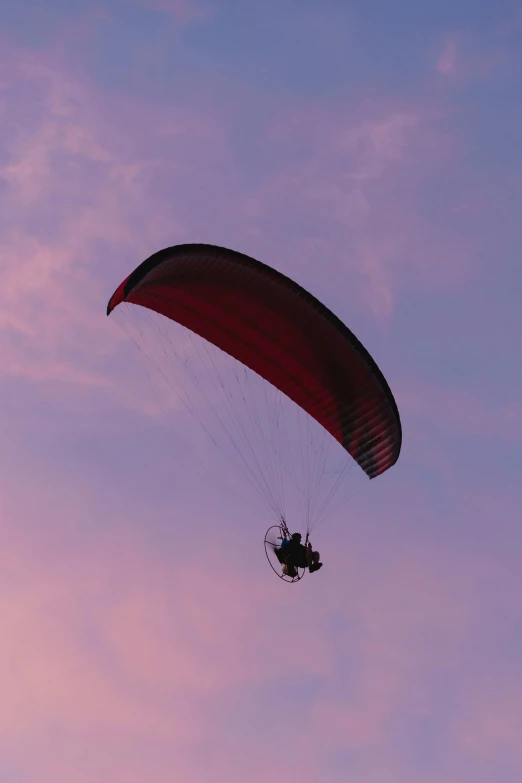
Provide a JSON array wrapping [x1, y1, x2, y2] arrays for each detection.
[[1, 1, 522, 781]]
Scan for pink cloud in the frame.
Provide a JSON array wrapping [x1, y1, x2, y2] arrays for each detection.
[[435, 30, 507, 84], [0, 30, 479, 408], [338, 111, 424, 180], [437, 36, 459, 76], [0, 43, 221, 411], [0, 514, 334, 745]]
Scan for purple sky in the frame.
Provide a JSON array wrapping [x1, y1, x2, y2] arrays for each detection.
[[1, 1, 522, 781]]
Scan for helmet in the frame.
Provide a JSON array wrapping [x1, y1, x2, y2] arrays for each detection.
[[291, 532, 302, 540]]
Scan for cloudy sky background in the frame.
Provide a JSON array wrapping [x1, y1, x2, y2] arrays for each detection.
[[1, 1, 521, 781]]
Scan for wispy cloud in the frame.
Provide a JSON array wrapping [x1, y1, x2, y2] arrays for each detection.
[[437, 35, 459, 76], [0, 44, 213, 400]]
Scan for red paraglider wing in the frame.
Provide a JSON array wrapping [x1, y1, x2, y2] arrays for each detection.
[[107, 244, 401, 478]]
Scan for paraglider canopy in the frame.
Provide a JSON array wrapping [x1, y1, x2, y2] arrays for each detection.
[[107, 243, 401, 479]]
